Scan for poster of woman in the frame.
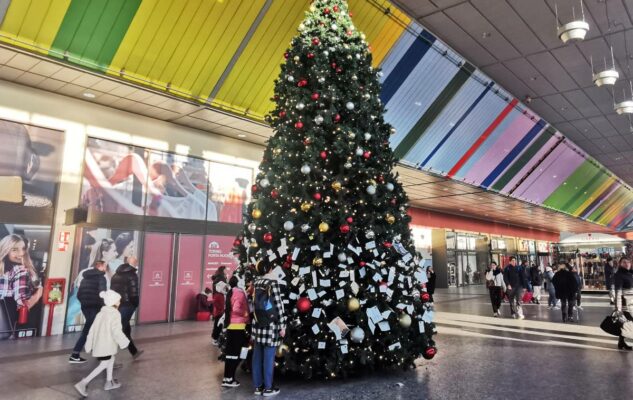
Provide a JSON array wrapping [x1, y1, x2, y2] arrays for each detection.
[[65, 228, 140, 332], [0, 224, 50, 340]]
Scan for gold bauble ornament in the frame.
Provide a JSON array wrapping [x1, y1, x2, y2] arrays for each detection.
[[386, 213, 396, 224], [331, 181, 342, 191], [301, 202, 312, 212], [319, 222, 330, 232], [252, 209, 262, 219], [399, 313, 412, 328], [250, 241, 259, 248], [276, 344, 289, 358], [312, 257, 323, 267], [348, 297, 360, 312]]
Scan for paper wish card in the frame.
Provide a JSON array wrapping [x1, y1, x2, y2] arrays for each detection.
[[327, 317, 350, 340]]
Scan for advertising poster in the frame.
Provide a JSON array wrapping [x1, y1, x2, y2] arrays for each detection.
[[0, 119, 63, 207], [0, 224, 51, 340], [65, 227, 140, 332], [203, 235, 239, 289], [208, 162, 252, 223]]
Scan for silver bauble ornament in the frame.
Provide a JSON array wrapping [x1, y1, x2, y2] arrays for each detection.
[[323, 50, 329, 57], [355, 148, 364, 156], [296, 102, 305, 110], [351, 75, 358, 81], [348, 132, 356, 139], [337, 252, 347, 262], [318, 76, 325, 83], [365, 230, 375, 239], [363, 93, 371, 100], [283, 221, 294, 231], [346, 102, 355, 110], [350, 326, 365, 343], [399, 313, 412, 328], [287, 75, 295, 82], [344, 162, 352, 169], [260, 178, 270, 188], [301, 224, 310, 232], [314, 115, 324, 125], [248, 223, 257, 234], [386, 183, 394, 191], [364, 133, 371, 140], [366, 185, 376, 195], [294, 55, 300, 62], [301, 165, 311, 174], [331, 23, 338, 30]]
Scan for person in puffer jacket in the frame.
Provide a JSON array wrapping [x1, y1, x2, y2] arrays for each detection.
[[110, 257, 142, 358], [222, 276, 251, 388], [69, 260, 108, 364]]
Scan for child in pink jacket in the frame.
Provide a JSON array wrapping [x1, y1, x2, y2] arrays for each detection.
[[222, 276, 251, 388]]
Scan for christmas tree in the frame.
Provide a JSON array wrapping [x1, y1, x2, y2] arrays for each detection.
[[233, 0, 436, 378]]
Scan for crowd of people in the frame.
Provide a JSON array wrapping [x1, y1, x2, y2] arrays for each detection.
[[485, 255, 633, 350]]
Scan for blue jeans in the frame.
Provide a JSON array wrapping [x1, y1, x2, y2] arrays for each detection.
[[547, 284, 557, 307], [119, 304, 138, 355], [72, 306, 100, 354], [252, 343, 276, 389]]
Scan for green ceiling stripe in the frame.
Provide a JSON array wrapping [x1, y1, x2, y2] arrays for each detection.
[[0, 0, 10, 26], [393, 62, 474, 160], [542, 160, 593, 209], [490, 126, 555, 192], [50, 0, 140, 71], [559, 169, 607, 213]]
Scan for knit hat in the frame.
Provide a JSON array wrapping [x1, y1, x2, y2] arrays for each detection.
[[99, 290, 121, 307]]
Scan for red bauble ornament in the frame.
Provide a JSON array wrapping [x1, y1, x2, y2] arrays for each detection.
[[383, 241, 393, 248], [251, 184, 258, 193], [347, 30, 353, 36], [359, 261, 366, 267], [420, 292, 431, 302], [336, 67, 343, 74], [307, 52, 315, 59], [295, 121, 304, 129], [284, 52, 289, 59], [233, 239, 241, 247], [313, 193, 322, 201], [349, 12, 353, 17], [331, 62, 337, 69], [324, 7, 330, 14], [279, 110, 286, 118], [312, 37, 320, 45], [311, 92, 320, 100], [286, 254, 293, 263], [297, 297, 312, 313], [283, 261, 291, 269], [339, 224, 350, 234], [346, 217, 353, 224], [333, 5, 339, 12], [333, 114, 341, 123], [423, 346, 437, 360], [320, 151, 328, 159], [270, 189, 279, 199], [263, 232, 273, 243], [297, 79, 308, 87], [363, 151, 371, 159]]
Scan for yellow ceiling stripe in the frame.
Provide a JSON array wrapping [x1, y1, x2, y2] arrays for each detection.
[[597, 189, 629, 225], [0, 0, 71, 54], [571, 176, 614, 217], [212, 0, 308, 118]]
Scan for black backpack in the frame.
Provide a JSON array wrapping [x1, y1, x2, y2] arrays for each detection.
[[253, 282, 278, 326]]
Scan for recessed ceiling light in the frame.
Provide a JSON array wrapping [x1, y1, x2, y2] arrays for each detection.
[[83, 92, 96, 98], [530, 76, 538, 81], [482, 32, 491, 39], [237, 134, 246, 138]]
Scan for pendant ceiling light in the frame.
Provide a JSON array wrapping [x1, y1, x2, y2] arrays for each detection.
[[592, 48, 619, 87], [556, 0, 590, 44], [614, 82, 633, 115]]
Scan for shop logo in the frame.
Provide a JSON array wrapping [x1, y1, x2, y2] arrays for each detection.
[[208, 241, 220, 249], [152, 271, 163, 282]]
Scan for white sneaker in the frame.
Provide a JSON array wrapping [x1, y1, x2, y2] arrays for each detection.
[[518, 314, 525, 320], [104, 379, 121, 391], [74, 381, 87, 397], [553, 306, 560, 310], [577, 306, 583, 310], [493, 312, 499, 317]]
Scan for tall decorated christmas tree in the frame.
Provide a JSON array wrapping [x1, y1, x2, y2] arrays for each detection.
[[233, 0, 437, 378]]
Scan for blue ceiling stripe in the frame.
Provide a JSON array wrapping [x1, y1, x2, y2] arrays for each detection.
[[380, 30, 435, 105], [418, 81, 493, 168], [480, 119, 546, 188]]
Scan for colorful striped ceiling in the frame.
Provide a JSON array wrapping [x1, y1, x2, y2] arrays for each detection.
[[1, 0, 632, 231]]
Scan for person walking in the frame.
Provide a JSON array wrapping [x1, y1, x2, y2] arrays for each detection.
[[74, 290, 129, 397], [614, 256, 633, 350], [110, 256, 143, 359], [426, 266, 436, 303], [605, 257, 616, 305], [572, 265, 583, 310], [211, 280, 227, 345], [252, 261, 287, 397], [503, 256, 528, 319], [485, 262, 505, 317], [222, 276, 251, 388], [69, 260, 108, 364], [551, 263, 578, 323], [529, 264, 544, 305], [544, 264, 558, 309]]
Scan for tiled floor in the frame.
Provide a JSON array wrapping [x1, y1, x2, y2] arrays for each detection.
[[1, 287, 631, 400]]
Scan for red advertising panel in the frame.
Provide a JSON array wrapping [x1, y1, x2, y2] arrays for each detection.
[[174, 235, 203, 321], [204, 235, 239, 288], [138, 233, 173, 323]]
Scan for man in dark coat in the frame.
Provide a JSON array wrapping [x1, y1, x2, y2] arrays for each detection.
[[111, 256, 143, 358], [503, 256, 528, 319], [69, 260, 107, 363], [552, 262, 579, 322]]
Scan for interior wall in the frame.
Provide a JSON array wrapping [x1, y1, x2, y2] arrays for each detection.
[[0, 80, 264, 335]]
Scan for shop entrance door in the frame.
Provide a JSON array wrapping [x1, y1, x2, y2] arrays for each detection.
[[455, 252, 477, 287]]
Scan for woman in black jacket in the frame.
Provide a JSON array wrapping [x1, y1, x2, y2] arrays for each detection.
[[551, 263, 578, 323], [614, 257, 633, 350]]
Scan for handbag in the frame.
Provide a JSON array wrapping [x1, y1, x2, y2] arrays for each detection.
[[600, 311, 622, 336]]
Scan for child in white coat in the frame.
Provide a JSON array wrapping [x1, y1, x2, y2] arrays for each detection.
[[74, 290, 130, 397]]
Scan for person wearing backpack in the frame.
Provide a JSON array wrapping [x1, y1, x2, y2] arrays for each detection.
[[529, 264, 544, 305], [222, 276, 250, 388], [251, 261, 286, 397]]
